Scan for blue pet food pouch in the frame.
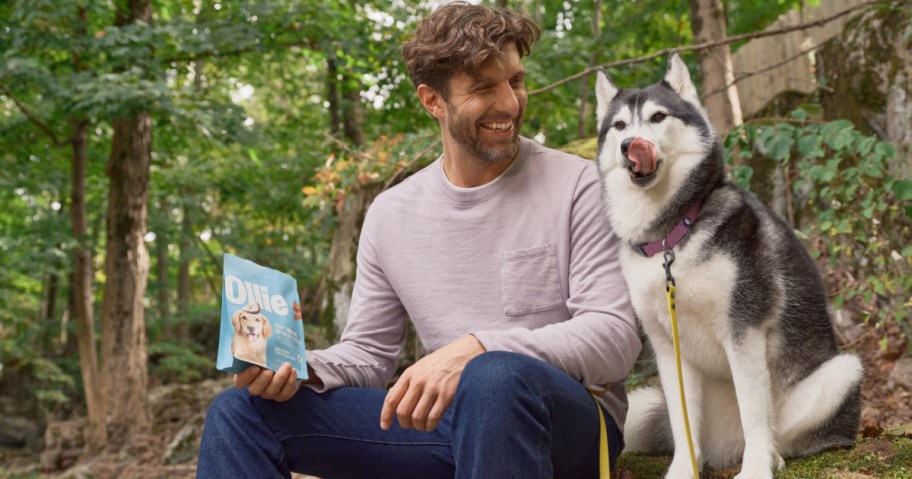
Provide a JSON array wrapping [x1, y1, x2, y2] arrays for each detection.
[[217, 254, 308, 380]]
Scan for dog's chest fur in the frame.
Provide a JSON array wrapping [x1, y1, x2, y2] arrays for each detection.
[[621, 228, 735, 379]]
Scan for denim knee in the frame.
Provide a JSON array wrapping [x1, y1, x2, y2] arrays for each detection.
[[204, 387, 253, 430], [460, 351, 547, 396]]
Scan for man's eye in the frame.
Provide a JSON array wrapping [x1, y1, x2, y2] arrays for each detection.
[[613, 121, 626, 130], [651, 112, 667, 123]]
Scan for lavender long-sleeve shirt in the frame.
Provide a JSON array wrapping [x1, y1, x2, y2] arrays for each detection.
[[307, 137, 641, 428]]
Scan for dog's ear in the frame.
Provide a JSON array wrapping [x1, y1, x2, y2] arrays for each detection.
[[595, 69, 619, 127], [231, 311, 241, 333], [261, 315, 272, 338], [663, 52, 701, 106]]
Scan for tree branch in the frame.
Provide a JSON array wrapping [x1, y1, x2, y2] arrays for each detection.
[[529, 0, 875, 96], [0, 84, 65, 146]]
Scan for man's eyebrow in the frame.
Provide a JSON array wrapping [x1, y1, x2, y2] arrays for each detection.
[[469, 69, 526, 84]]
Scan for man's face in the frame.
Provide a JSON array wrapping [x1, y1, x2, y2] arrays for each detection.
[[440, 43, 527, 165]]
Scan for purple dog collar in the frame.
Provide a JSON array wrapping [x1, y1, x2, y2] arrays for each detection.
[[632, 200, 704, 257]]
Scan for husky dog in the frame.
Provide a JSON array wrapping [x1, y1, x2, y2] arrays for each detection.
[[593, 53, 863, 479]]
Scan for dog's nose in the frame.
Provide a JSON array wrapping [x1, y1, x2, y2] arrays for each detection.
[[620, 137, 634, 157]]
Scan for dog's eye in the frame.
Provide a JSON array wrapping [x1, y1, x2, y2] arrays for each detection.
[[650, 112, 667, 123], [613, 121, 626, 130]]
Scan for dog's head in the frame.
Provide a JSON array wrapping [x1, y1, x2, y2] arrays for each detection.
[[231, 303, 272, 344], [594, 52, 721, 192]]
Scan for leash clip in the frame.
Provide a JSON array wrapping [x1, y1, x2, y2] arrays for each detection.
[[662, 239, 675, 290]]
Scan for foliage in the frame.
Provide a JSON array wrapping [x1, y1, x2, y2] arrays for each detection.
[[147, 340, 214, 384], [0, 0, 903, 434], [725, 109, 912, 344], [302, 130, 440, 214]]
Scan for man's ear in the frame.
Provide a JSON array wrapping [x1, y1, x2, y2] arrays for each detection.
[[417, 84, 446, 120]]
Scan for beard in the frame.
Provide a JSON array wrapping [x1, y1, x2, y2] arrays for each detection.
[[446, 102, 523, 164]]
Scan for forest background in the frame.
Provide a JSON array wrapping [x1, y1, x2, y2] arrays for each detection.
[[1, 0, 911, 477]]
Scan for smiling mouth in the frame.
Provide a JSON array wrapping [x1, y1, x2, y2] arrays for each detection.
[[246, 333, 260, 342], [480, 121, 514, 132]]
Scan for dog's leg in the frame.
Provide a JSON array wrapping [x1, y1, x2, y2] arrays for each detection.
[[777, 353, 863, 456], [651, 332, 705, 479], [724, 328, 784, 479]]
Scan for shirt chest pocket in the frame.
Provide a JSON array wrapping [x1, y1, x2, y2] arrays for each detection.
[[500, 244, 563, 316]]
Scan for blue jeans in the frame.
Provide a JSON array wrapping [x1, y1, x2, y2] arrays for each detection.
[[197, 351, 622, 478]]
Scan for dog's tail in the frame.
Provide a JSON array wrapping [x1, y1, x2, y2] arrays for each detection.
[[777, 353, 863, 457], [623, 386, 674, 454]]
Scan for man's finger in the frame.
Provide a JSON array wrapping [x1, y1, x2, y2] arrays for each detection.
[[409, 389, 437, 431], [395, 380, 424, 430], [233, 366, 261, 389], [247, 368, 275, 396], [275, 370, 299, 402], [425, 394, 453, 432], [262, 363, 291, 400], [380, 377, 409, 430]]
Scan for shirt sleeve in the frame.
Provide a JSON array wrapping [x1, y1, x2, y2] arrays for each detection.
[[471, 163, 642, 386], [305, 209, 407, 392]]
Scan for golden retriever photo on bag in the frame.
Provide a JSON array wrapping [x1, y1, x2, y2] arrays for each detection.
[[230, 303, 272, 365]]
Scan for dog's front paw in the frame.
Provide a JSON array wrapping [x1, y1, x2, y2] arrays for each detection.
[[665, 457, 701, 479], [732, 471, 773, 479], [733, 450, 784, 479]]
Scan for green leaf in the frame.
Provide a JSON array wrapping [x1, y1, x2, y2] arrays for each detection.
[[796, 134, 820, 158], [247, 148, 262, 167], [871, 278, 885, 295], [766, 130, 795, 162], [874, 141, 896, 158], [833, 294, 844, 310], [855, 135, 876, 156], [893, 179, 912, 201]]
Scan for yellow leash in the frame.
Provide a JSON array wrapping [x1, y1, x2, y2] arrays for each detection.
[[664, 248, 700, 478], [590, 390, 610, 478]]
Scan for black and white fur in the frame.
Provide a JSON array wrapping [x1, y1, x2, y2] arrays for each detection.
[[594, 53, 863, 479]]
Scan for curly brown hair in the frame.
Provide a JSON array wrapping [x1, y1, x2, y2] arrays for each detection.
[[401, 1, 541, 99]]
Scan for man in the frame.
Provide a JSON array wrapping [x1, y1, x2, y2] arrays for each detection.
[[197, 2, 640, 477]]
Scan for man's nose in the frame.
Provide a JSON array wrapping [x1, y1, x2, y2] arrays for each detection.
[[494, 83, 520, 114]]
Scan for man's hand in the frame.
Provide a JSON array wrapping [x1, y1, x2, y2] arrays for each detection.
[[380, 335, 486, 432], [234, 363, 299, 402]]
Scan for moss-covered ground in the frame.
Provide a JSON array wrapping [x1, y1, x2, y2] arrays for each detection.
[[616, 425, 912, 479]]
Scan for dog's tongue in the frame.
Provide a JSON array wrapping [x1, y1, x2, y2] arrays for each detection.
[[247, 333, 258, 342], [628, 137, 657, 175]]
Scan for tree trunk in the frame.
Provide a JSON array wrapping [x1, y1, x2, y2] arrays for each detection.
[[45, 272, 59, 323], [318, 183, 383, 338], [71, 117, 106, 448], [98, 0, 154, 447], [156, 232, 170, 335], [688, 0, 743, 136], [100, 111, 153, 446], [326, 55, 341, 141], [317, 65, 369, 336], [341, 73, 365, 147], [177, 208, 192, 340]]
